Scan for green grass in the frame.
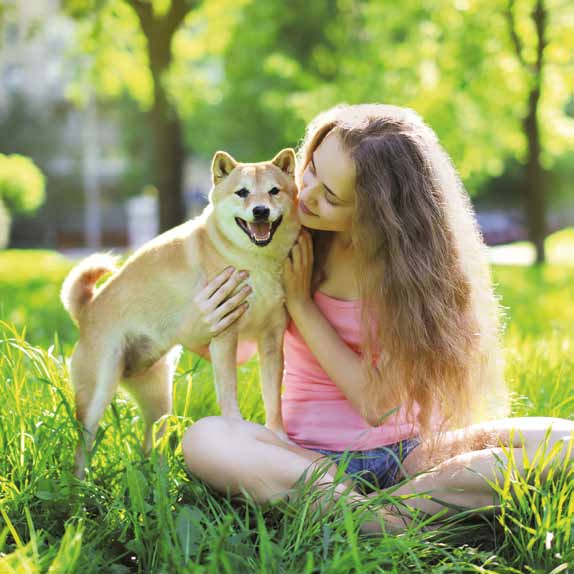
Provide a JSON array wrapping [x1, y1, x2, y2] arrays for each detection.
[[0, 238, 573, 573]]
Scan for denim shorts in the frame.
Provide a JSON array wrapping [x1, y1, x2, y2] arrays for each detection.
[[309, 437, 421, 493]]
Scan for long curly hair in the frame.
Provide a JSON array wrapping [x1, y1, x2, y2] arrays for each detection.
[[296, 104, 509, 442]]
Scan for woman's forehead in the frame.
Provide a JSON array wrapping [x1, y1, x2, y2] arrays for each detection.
[[313, 131, 355, 202]]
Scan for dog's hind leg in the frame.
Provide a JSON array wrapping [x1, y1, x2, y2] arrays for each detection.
[[70, 340, 123, 478], [121, 346, 180, 454]]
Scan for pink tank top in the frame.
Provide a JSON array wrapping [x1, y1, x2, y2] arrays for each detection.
[[281, 291, 421, 451]]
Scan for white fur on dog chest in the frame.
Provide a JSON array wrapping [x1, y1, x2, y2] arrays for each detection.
[[237, 268, 285, 336]]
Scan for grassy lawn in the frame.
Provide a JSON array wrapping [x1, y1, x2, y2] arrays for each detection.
[[0, 237, 573, 573]]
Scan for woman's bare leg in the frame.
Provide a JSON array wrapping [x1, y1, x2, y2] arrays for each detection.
[[389, 417, 574, 522], [183, 415, 574, 533], [182, 416, 407, 532]]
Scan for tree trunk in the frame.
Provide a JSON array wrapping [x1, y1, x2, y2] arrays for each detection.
[[523, 85, 546, 264], [150, 76, 186, 232], [506, 0, 547, 264], [130, 0, 190, 232], [523, 0, 547, 264]]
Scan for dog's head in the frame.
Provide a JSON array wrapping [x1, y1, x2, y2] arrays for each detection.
[[209, 148, 299, 250]]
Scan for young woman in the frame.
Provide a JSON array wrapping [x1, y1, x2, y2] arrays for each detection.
[[181, 104, 574, 531]]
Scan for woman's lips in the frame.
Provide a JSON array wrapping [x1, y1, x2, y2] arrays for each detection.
[[299, 200, 316, 216]]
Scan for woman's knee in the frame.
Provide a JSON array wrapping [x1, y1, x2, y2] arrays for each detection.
[[182, 417, 224, 476], [183, 416, 234, 468], [181, 416, 271, 483]]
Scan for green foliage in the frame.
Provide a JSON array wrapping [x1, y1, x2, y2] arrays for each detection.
[[0, 239, 574, 571], [64, 0, 153, 108], [0, 154, 46, 214], [0, 251, 76, 347], [61, 0, 574, 200], [63, 0, 247, 111], [269, 0, 572, 185], [174, 0, 574, 189], [179, 0, 338, 160]]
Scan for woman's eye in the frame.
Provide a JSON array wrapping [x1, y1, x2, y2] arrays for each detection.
[[235, 188, 250, 198], [269, 187, 280, 195], [324, 191, 337, 206]]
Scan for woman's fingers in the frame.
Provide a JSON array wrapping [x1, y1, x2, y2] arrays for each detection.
[[212, 302, 249, 335], [208, 284, 251, 324], [203, 268, 249, 309], [197, 266, 234, 301]]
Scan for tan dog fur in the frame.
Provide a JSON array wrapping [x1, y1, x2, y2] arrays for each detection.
[[61, 148, 300, 478]]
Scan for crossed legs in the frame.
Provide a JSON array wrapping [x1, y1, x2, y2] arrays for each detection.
[[182, 416, 574, 533]]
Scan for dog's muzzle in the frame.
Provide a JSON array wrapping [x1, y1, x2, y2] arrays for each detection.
[[235, 215, 283, 247]]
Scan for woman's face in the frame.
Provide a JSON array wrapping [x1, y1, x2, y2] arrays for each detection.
[[298, 130, 356, 233]]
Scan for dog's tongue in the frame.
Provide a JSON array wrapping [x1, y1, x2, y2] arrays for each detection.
[[248, 221, 271, 242]]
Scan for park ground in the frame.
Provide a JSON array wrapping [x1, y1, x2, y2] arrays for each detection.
[[0, 229, 573, 573]]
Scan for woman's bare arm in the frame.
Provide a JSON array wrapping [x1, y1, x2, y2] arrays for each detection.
[[283, 231, 384, 426]]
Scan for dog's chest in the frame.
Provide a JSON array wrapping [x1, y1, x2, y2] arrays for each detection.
[[239, 268, 284, 334]]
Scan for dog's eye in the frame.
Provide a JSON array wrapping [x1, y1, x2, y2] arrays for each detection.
[[235, 188, 250, 198], [269, 187, 280, 196]]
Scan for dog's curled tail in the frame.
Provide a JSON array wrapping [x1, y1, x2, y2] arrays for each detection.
[[61, 253, 119, 324]]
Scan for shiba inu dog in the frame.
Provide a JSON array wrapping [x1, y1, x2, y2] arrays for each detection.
[[61, 148, 300, 478]]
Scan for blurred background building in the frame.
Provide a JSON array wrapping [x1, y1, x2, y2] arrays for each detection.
[[0, 0, 209, 252]]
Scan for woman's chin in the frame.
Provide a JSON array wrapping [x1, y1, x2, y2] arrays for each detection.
[[300, 219, 339, 233], [299, 218, 326, 231], [297, 209, 344, 233]]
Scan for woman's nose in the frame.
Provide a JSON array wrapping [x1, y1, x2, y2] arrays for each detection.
[[300, 168, 318, 204], [299, 185, 317, 208], [302, 164, 315, 186]]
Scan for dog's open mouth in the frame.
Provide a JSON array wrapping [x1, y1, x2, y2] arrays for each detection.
[[235, 216, 283, 247]]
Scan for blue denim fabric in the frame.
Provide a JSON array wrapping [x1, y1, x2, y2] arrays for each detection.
[[309, 437, 421, 493]]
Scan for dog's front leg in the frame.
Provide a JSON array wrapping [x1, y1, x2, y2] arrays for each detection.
[[257, 313, 291, 443], [209, 330, 242, 419]]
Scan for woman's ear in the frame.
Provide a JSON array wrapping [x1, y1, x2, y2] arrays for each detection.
[[271, 148, 296, 176], [211, 151, 238, 185]]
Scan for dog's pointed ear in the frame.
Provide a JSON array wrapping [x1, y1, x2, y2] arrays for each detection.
[[211, 151, 238, 185], [271, 148, 296, 176]]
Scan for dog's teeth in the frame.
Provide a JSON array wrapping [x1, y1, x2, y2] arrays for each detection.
[[248, 222, 271, 241]]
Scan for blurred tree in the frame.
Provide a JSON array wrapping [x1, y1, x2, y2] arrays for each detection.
[[176, 0, 340, 159], [505, 0, 547, 263], [177, 0, 525, 177], [126, 0, 191, 231], [0, 155, 46, 248], [65, 0, 196, 231], [64, 0, 234, 231], [186, 0, 523, 181]]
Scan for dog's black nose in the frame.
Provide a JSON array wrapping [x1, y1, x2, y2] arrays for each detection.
[[252, 205, 270, 220]]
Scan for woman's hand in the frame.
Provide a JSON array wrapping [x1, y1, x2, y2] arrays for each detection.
[[283, 229, 314, 316], [179, 267, 251, 354]]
